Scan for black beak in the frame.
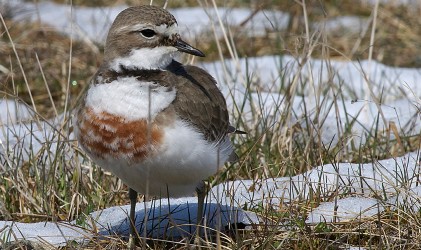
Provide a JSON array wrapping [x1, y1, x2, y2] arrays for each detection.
[[174, 39, 205, 57]]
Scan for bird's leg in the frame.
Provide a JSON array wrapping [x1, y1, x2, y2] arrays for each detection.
[[195, 181, 207, 243], [128, 188, 138, 247]]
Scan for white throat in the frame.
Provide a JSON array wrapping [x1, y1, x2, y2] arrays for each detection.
[[110, 47, 178, 71], [86, 77, 176, 121]]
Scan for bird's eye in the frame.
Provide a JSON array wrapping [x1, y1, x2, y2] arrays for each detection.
[[140, 29, 156, 38]]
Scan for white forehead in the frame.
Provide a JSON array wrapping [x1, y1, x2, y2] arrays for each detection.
[[118, 23, 179, 36], [156, 23, 179, 36]]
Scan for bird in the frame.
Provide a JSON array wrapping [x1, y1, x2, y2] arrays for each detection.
[[73, 5, 238, 242]]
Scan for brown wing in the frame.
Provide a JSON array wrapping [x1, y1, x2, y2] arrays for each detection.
[[168, 62, 230, 142]]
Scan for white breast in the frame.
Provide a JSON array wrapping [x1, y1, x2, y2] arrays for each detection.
[[85, 76, 176, 121]]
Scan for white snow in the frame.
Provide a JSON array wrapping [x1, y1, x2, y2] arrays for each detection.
[[0, 99, 34, 124], [0, 221, 89, 246], [202, 55, 421, 102], [0, 0, 420, 248], [306, 197, 382, 223], [208, 151, 420, 209], [314, 16, 369, 34]]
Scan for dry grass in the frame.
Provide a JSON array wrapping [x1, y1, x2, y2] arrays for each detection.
[[1, 0, 421, 249], [0, 20, 100, 116]]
